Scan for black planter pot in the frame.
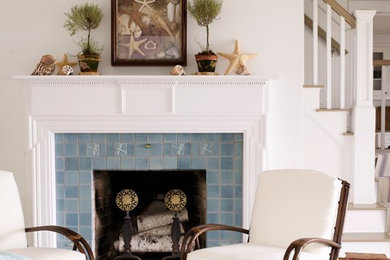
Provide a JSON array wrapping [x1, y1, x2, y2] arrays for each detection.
[[195, 53, 218, 73]]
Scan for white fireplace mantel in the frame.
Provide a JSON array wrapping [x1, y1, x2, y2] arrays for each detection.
[[16, 75, 273, 247]]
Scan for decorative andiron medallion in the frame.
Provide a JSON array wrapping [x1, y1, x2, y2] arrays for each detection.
[[162, 189, 187, 260], [114, 189, 141, 260]]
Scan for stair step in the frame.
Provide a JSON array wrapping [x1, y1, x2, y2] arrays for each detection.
[[343, 132, 354, 136], [348, 203, 386, 211], [303, 84, 325, 88], [342, 233, 390, 242], [316, 108, 351, 112]]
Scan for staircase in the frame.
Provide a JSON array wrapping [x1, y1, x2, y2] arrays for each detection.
[[303, 0, 390, 256]]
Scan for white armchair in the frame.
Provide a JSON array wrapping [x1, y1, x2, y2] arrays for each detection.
[[0, 170, 94, 260], [181, 169, 350, 260]]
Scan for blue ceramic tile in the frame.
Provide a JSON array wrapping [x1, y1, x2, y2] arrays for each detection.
[[78, 134, 92, 143], [56, 185, 65, 198], [206, 241, 220, 248], [135, 144, 147, 156], [92, 134, 105, 143], [79, 158, 92, 170], [135, 133, 148, 142], [178, 157, 191, 169], [192, 158, 206, 169], [207, 185, 219, 198], [80, 227, 92, 240], [106, 143, 115, 156], [234, 158, 243, 171], [150, 157, 163, 170], [233, 232, 243, 242], [57, 199, 64, 211], [86, 143, 100, 157], [65, 186, 79, 198], [172, 143, 186, 156], [97, 144, 106, 156], [163, 144, 172, 156], [221, 213, 233, 226], [93, 158, 106, 170], [235, 143, 243, 156], [66, 213, 79, 226], [199, 143, 218, 156], [57, 212, 65, 226], [163, 157, 177, 169], [235, 185, 242, 198], [80, 185, 91, 198], [107, 157, 121, 169], [220, 143, 234, 156], [80, 213, 92, 226], [184, 143, 191, 156], [221, 200, 234, 212], [207, 158, 219, 170], [178, 133, 191, 142], [120, 134, 134, 142], [234, 171, 242, 185], [121, 158, 136, 170], [126, 144, 135, 156], [220, 229, 234, 240], [207, 231, 220, 240], [192, 133, 207, 142], [191, 143, 199, 155], [207, 213, 220, 223], [207, 134, 219, 142], [80, 171, 91, 184], [221, 171, 233, 185], [55, 134, 64, 143], [220, 134, 235, 142], [113, 143, 128, 156], [221, 158, 233, 170], [149, 144, 163, 156], [56, 143, 64, 156], [207, 199, 220, 212], [64, 171, 79, 185], [221, 186, 233, 198], [207, 171, 219, 185], [80, 200, 92, 213], [65, 143, 78, 157], [235, 134, 243, 142], [64, 199, 79, 212], [56, 158, 64, 171], [164, 134, 177, 142], [79, 144, 86, 156], [234, 214, 242, 226], [65, 158, 79, 171], [106, 134, 120, 142], [136, 158, 149, 170], [56, 171, 64, 185], [234, 199, 242, 213], [149, 133, 163, 142], [64, 134, 78, 143]]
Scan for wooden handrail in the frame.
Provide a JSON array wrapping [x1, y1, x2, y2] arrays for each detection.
[[374, 60, 390, 67], [322, 0, 356, 28], [304, 15, 348, 55]]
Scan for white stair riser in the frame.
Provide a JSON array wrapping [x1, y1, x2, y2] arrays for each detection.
[[340, 242, 390, 257], [303, 88, 321, 110], [344, 210, 386, 233]]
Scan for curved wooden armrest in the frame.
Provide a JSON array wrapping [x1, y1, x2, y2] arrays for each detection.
[[25, 225, 95, 260], [283, 237, 341, 260], [180, 224, 249, 260]]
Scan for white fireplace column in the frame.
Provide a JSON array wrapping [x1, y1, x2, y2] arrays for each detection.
[[16, 75, 272, 247]]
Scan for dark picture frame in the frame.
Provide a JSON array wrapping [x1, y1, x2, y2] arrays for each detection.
[[111, 0, 187, 66]]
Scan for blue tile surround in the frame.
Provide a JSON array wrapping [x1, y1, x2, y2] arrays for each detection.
[[55, 133, 243, 248]]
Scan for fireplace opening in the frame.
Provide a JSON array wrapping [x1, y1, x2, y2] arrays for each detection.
[[93, 170, 206, 260]]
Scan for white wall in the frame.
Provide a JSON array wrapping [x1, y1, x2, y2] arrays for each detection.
[[0, 0, 304, 227]]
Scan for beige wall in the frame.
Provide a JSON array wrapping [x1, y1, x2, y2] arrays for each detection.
[[0, 0, 304, 227]]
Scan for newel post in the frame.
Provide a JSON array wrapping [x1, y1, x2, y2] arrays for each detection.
[[351, 10, 376, 204]]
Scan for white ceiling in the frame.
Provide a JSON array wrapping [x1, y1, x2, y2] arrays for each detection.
[[374, 15, 390, 35]]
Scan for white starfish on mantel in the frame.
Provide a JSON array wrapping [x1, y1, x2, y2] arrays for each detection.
[[135, 0, 155, 12]]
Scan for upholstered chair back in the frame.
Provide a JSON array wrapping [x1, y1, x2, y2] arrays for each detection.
[[249, 169, 342, 255], [0, 170, 28, 250]]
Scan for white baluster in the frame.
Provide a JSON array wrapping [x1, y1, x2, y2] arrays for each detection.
[[340, 17, 346, 109], [313, 0, 318, 85], [326, 4, 332, 109]]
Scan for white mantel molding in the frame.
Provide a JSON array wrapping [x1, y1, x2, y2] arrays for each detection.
[[16, 75, 273, 247]]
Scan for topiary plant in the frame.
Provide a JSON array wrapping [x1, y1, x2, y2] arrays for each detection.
[[64, 3, 103, 56], [188, 0, 223, 54]]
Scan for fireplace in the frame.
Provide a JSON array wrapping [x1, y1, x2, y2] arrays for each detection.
[[19, 75, 269, 249], [93, 170, 206, 260]]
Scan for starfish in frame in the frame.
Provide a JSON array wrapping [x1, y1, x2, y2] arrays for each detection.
[[119, 1, 147, 29], [218, 40, 257, 75], [120, 33, 147, 58], [135, 0, 155, 12]]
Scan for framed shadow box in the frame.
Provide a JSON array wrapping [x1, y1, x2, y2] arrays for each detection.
[[111, 0, 187, 66]]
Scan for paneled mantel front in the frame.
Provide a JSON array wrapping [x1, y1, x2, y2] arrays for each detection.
[[15, 75, 273, 247]]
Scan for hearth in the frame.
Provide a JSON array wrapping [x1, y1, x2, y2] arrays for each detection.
[[93, 170, 206, 260]]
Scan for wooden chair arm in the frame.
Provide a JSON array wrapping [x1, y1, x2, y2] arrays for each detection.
[[180, 224, 249, 260], [25, 225, 95, 260], [283, 237, 341, 260]]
